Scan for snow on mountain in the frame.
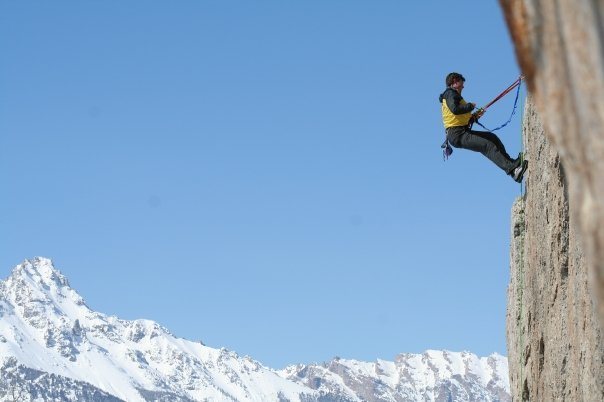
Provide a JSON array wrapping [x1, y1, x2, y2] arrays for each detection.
[[0, 257, 310, 401], [281, 351, 510, 401], [0, 258, 510, 401]]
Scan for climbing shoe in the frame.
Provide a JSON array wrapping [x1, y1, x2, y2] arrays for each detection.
[[512, 160, 528, 183]]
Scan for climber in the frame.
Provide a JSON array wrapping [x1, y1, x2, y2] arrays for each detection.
[[439, 72, 528, 182]]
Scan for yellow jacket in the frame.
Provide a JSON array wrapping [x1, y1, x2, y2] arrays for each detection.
[[439, 87, 474, 128]]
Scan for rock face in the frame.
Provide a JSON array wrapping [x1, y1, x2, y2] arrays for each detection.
[[499, 0, 604, 327], [506, 101, 604, 401]]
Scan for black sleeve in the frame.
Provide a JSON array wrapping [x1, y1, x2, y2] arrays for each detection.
[[444, 90, 475, 115]]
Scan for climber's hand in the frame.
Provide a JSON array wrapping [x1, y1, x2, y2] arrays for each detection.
[[473, 108, 485, 120]]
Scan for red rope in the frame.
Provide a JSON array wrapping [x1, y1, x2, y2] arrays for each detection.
[[481, 76, 523, 111]]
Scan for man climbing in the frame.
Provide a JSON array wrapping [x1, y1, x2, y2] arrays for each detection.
[[439, 72, 528, 182]]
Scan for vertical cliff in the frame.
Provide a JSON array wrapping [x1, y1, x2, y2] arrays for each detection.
[[507, 101, 604, 401], [499, 0, 604, 327]]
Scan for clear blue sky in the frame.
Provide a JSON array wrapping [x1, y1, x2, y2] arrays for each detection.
[[0, 1, 523, 369]]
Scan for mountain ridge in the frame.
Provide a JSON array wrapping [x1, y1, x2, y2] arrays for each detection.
[[0, 257, 510, 401]]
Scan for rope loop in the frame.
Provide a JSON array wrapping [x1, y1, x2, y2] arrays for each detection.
[[473, 79, 523, 132]]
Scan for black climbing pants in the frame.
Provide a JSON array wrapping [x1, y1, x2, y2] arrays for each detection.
[[446, 126, 517, 174]]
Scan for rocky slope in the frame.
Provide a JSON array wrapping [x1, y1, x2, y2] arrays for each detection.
[[506, 101, 604, 401], [0, 257, 510, 401], [0, 357, 123, 402], [281, 351, 509, 402]]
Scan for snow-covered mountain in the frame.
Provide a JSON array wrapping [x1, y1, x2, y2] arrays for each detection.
[[0, 258, 510, 401], [281, 352, 510, 402]]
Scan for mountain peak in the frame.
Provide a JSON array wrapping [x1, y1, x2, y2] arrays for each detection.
[[2, 257, 88, 322], [9, 257, 70, 289]]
